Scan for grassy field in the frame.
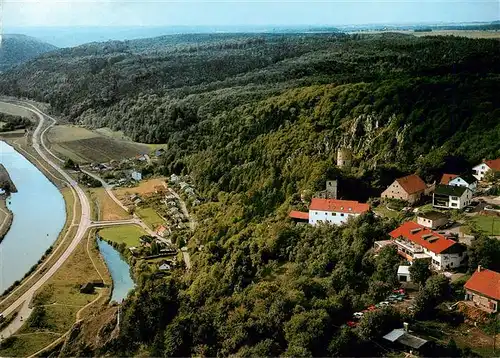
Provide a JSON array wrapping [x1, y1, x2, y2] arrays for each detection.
[[373, 204, 401, 219], [0, 102, 35, 118], [47, 125, 150, 164], [98, 224, 147, 247], [89, 188, 131, 221], [467, 215, 500, 236], [0, 332, 59, 357], [114, 178, 166, 198], [136, 207, 165, 230], [411, 30, 500, 39]]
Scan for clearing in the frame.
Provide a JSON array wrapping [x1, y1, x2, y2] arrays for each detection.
[[98, 224, 147, 247], [46, 125, 150, 164], [136, 207, 165, 231], [466, 214, 500, 236], [89, 188, 131, 221], [113, 178, 167, 198]]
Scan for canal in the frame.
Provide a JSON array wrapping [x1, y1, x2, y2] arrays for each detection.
[[0, 141, 66, 292]]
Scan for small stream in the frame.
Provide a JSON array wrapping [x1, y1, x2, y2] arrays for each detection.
[[97, 238, 135, 302]]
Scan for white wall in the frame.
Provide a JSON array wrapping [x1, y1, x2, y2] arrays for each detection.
[[308, 210, 359, 225], [448, 177, 477, 191], [473, 164, 491, 181], [434, 188, 472, 209], [423, 247, 465, 270]]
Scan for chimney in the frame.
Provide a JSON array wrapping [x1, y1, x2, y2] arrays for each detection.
[[477, 265, 482, 272], [403, 322, 409, 332]]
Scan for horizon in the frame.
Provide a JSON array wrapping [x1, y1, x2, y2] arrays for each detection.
[[4, 1, 499, 28]]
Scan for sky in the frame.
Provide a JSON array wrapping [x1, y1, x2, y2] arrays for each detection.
[[4, 0, 499, 27]]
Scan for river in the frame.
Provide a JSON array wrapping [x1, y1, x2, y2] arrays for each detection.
[[97, 239, 134, 302], [0, 141, 66, 292]]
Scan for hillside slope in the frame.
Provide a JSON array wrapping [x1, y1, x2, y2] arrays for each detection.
[[1, 33, 500, 357], [0, 34, 57, 72]]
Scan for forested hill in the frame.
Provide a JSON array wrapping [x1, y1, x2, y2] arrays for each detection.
[[0, 34, 57, 72], [2, 33, 500, 356]]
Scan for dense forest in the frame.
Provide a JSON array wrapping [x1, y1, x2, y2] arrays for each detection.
[[2, 33, 500, 356], [0, 34, 57, 72]]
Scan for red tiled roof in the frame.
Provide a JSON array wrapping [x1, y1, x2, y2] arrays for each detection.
[[485, 158, 500, 171], [396, 174, 427, 195], [389, 221, 457, 254], [464, 268, 500, 301], [289, 210, 309, 220], [440, 173, 459, 185], [309, 198, 370, 214]]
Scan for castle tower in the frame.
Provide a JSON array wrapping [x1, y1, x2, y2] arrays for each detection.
[[326, 180, 338, 199], [337, 147, 353, 168]]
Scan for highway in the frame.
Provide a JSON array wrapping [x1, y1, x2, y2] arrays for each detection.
[[0, 101, 91, 337]]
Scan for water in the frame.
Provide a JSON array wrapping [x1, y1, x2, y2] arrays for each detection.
[[97, 239, 135, 302], [0, 141, 66, 292]]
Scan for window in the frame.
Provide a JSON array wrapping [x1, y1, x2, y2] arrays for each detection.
[[315, 212, 318, 215], [451, 196, 458, 200], [451, 203, 457, 207], [341, 213, 344, 217]]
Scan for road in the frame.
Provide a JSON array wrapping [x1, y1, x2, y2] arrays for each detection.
[[0, 102, 91, 339]]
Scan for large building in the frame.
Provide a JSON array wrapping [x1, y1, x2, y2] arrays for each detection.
[[433, 184, 472, 210], [464, 266, 500, 313], [389, 221, 466, 271], [308, 198, 370, 225], [472, 158, 500, 181], [381, 174, 427, 204]]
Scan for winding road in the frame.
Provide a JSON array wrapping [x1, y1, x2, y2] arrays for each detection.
[[0, 101, 91, 337]]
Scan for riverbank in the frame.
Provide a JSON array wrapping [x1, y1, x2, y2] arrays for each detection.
[[0, 198, 13, 243], [0, 164, 18, 193]]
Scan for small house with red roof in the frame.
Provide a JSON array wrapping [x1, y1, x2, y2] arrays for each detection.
[[289, 210, 309, 224], [306, 198, 370, 226], [381, 174, 427, 204], [389, 221, 466, 271], [156, 225, 169, 238], [441, 173, 477, 192], [464, 266, 500, 313], [473, 158, 500, 181]]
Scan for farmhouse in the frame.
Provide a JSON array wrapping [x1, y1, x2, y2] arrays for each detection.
[[433, 184, 472, 210], [472, 158, 500, 181], [416, 211, 448, 229], [381, 174, 427, 204], [308, 198, 370, 226], [464, 266, 500, 313], [389, 221, 466, 271]]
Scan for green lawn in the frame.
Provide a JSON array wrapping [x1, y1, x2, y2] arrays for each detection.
[[373, 205, 400, 219], [136, 207, 165, 230], [98, 225, 147, 247], [468, 215, 500, 236]]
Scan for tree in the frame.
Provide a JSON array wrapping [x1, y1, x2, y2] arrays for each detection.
[[357, 307, 400, 341], [467, 235, 500, 272], [409, 259, 431, 287]]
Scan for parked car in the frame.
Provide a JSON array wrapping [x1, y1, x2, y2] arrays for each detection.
[[379, 301, 390, 307], [464, 206, 474, 213], [353, 312, 363, 319], [441, 221, 455, 229]]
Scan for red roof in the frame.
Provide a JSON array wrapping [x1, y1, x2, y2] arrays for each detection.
[[389, 221, 457, 254], [485, 158, 500, 171], [440, 173, 459, 185], [396, 174, 427, 194], [289, 210, 309, 220], [309, 198, 370, 214], [464, 268, 500, 300]]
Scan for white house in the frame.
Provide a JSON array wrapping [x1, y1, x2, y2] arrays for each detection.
[[472, 158, 500, 181], [308, 198, 370, 226], [433, 184, 472, 210], [390, 221, 466, 271], [131, 170, 142, 181], [441, 174, 478, 192]]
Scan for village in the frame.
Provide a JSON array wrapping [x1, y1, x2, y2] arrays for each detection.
[[289, 151, 500, 355]]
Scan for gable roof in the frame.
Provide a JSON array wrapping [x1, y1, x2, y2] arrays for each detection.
[[389, 221, 459, 254], [395, 174, 426, 195], [464, 268, 500, 300], [309, 198, 370, 214], [440, 174, 459, 185], [289, 210, 309, 220], [434, 184, 468, 197], [485, 158, 500, 171]]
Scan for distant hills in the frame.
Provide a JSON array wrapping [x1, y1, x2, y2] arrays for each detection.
[[0, 34, 57, 72]]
